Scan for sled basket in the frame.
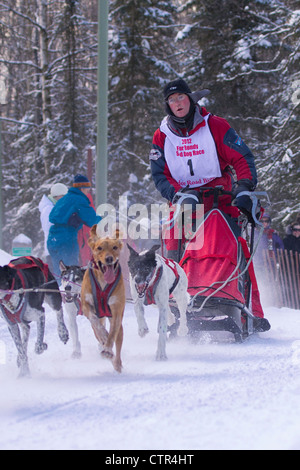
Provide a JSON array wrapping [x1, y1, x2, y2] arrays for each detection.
[[180, 209, 254, 341]]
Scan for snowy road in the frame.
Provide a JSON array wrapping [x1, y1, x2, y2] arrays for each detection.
[[0, 300, 300, 450]]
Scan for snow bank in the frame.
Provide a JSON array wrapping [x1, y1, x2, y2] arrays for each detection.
[[0, 250, 299, 450]]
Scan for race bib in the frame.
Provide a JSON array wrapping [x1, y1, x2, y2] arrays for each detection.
[[160, 115, 221, 188]]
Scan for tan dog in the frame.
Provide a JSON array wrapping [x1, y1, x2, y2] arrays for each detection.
[[81, 225, 125, 372]]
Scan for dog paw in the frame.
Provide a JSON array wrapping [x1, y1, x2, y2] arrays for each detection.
[[35, 342, 48, 355], [178, 323, 188, 337], [113, 359, 123, 373], [71, 350, 82, 359], [155, 350, 168, 361], [101, 349, 114, 360], [58, 325, 69, 344], [138, 327, 149, 338], [18, 365, 31, 379]]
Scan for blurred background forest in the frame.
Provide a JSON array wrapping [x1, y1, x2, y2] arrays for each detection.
[[0, 0, 299, 254]]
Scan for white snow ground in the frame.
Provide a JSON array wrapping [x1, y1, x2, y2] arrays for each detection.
[[0, 250, 300, 451]]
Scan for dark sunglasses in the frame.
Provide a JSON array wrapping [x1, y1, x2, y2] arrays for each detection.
[[292, 228, 300, 232]]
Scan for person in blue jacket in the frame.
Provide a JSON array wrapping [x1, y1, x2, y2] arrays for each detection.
[[47, 174, 101, 278]]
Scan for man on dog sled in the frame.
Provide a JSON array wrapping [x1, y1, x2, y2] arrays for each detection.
[[150, 78, 270, 335]]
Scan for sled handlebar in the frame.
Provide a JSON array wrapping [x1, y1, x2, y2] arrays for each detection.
[[234, 190, 271, 227], [164, 186, 270, 228]]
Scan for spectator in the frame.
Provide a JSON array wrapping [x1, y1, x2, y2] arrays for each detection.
[[77, 190, 96, 266], [283, 222, 300, 255], [282, 220, 300, 308], [253, 213, 284, 307], [47, 174, 101, 279], [38, 182, 68, 267], [255, 213, 284, 261], [285, 212, 300, 235]]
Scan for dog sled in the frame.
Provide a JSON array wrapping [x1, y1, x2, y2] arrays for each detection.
[[163, 186, 270, 342]]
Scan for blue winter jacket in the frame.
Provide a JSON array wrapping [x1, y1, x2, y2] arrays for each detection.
[[47, 187, 101, 249]]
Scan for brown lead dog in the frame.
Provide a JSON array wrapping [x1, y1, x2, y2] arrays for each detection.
[[81, 225, 125, 373]]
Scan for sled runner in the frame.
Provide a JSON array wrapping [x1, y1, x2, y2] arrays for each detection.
[[163, 186, 270, 342]]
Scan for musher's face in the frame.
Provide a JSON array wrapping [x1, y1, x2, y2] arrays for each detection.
[[168, 93, 190, 118]]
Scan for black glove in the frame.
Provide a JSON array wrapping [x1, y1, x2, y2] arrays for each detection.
[[67, 212, 82, 228], [232, 180, 256, 222]]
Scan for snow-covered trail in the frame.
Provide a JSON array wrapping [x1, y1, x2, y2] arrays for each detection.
[[0, 301, 300, 450]]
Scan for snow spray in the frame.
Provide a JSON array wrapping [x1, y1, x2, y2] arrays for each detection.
[[0, 340, 6, 365]]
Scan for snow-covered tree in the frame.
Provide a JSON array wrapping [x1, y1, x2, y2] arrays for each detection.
[[108, 0, 179, 206], [177, 0, 300, 231], [0, 0, 98, 251]]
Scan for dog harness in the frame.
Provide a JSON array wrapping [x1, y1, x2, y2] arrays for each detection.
[[0, 257, 49, 325], [144, 257, 180, 306], [88, 264, 122, 318]]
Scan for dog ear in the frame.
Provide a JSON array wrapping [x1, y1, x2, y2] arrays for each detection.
[[114, 228, 122, 240], [59, 260, 67, 272], [88, 224, 99, 249], [127, 243, 139, 258], [110, 223, 124, 241], [149, 244, 161, 253], [145, 244, 161, 261]]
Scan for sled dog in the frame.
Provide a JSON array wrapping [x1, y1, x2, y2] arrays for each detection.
[[60, 261, 86, 359], [81, 225, 125, 373], [0, 256, 69, 378], [127, 245, 189, 361]]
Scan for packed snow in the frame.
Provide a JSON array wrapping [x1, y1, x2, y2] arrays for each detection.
[[0, 249, 300, 451]]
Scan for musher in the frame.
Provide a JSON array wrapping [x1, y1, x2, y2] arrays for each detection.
[[150, 78, 270, 332]]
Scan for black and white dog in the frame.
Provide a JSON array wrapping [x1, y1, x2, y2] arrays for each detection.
[[0, 256, 69, 378], [127, 244, 189, 361], [59, 261, 86, 359]]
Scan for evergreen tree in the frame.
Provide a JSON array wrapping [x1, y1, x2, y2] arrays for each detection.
[[0, 0, 98, 251], [108, 0, 179, 206], [0, 0, 298, 253], [177, 0, 300, 230]]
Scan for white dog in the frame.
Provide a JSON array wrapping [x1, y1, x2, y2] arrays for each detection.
[[127, 244, 189, 361], [59, 261, 85, 359]]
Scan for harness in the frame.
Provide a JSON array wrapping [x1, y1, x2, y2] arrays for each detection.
[[88, 263, 122, 318], [62, 290, 82, 315], [143, 257, 180, 306], [0, 257, 49, 325]]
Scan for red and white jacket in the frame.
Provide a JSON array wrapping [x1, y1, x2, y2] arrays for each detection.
[[150, 106, 257, 216]]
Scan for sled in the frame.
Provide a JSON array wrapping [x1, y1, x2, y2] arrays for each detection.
[[164, 186, 269, 342]]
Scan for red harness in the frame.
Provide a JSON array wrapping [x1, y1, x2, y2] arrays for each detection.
[[88, 263, 122, 318], [0, 257, 49, 325], [144, 257, 180, 306]]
